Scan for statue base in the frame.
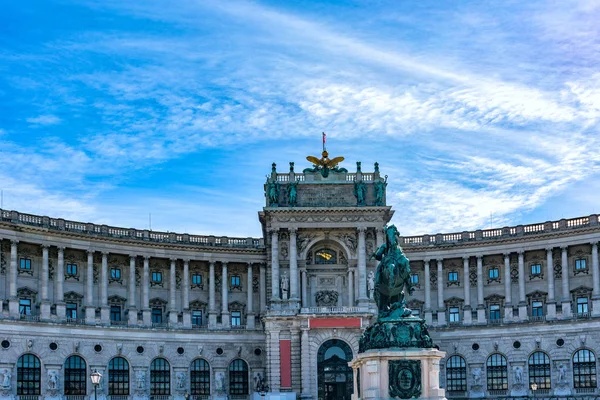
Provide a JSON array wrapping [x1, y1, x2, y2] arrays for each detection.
[[359, 315, 432, 352], [349, 348, 446, 400]]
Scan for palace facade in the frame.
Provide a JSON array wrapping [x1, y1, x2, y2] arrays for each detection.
[[1, 157, 600, 400]]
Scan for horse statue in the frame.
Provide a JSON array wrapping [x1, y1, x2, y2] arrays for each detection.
[[371, 224, 413, 319]]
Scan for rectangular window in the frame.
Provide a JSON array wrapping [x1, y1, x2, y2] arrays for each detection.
[[110, 305, 121, 321], [576, 259, 587, 270], [411, 274, 419, 284], [532, 301, 544, 317], [66, 302, 77, 319], [231, 311, 242, 326], [19, 258, 32, 270], [449, 307, 460, 322], [577, 297, 589, 314], [530, 264, 542, 275], [192, 310, 202, 326], [151, 308, 162, 323], [192, 274, 202, 285], [230, 275, 241, 287], [66, 263, 78, 276], [489, 268, 499, 279], [412, 309, 420, 317], [489, 304, 501, 321], [110, 268, 121, 280], [152, 271, 162, 283], [19, 298, 32, 315], [448, 271, 458, 282]]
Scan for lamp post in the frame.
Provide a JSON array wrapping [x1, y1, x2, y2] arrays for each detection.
[[531, 382, 538, 400], [91, 370, 102, 400]]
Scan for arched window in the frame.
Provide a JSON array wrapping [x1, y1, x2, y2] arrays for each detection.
[[108, 357, 129, 395], [17, 354, 41, 395], [486, 353, 508, 391], [64, 355, 87, 395], [150, 358, 170, 395], [190, 359, 210, 395], [229, 359, 248, 395], [528, 352, 551, 390], [573, 349, 597, 389], [446, 356, 467, 392]]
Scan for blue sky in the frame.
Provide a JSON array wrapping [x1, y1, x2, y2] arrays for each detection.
[[1, 0, 599, 237]]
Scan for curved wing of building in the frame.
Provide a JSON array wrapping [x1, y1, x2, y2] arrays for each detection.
[[1, 159, 599, 399]]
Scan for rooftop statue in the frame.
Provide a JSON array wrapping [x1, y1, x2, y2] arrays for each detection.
[[303, 132, 348, 178]]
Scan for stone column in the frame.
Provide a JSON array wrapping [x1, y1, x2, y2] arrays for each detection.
[[56, 247, 66, 319], [289, 228, 299, 302], [168, 258, 178, 324], [546, 248, 556, 319], [518, 251, 528, 320], [592, 242, 600, 316], [357, 227, 368, 305], [221, 262, 230, 327], [8, 240, 19, 317], [271, 229, 281, 301], [209, 261, 217, 327], [348, 268, 355, 306], [290, 329, 302, 394], [424, 260, 432, 325], [561, 247, 571, 318], [100, 252, 109, 323], [260, 264, 267, 313], [142, 256, 151, 325], [128, 255, 137, 325], [301, 268, 308, 308], [40, 244, 51, 320], [436, 259, 446, 326], [85, 250, 95, 324], [269, 330, 281, 392], [504, 253, 513, 320], [462, 257, 472, 325], [376, 227, 385, 249], [247, 263, 255, 329], [182, 259, 191, 328], [476, 255, 486, 324], [301, 328, 311, 397]]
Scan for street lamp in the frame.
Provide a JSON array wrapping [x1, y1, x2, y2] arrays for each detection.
[[531, 382, 538, 400], [91, 370, 102, 400]]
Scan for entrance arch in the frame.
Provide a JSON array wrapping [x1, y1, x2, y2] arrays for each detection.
[[317, 339, 353, 400]]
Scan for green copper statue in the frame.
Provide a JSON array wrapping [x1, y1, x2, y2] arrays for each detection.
[[287, 180, 298, 207], [372, 224, 413, 319], [266, 179, 280, 206], [354, 179, 367, 206], [373, 176, 387, 206]]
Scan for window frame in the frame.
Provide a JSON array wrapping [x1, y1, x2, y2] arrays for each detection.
[[151, 308, 163, 324], [231, 311, 242, 326], [66, 263, 78, 276], [573, 349, 597, 389], [489, 304, 501, 321], [528, 351, 551, 390], [66, 302, 78, 319], [17, 354, 41, 395], [108, 357, 130, 396], [150, 358, 171, 396], [229, 359, 249, 395], [110, 305, 122, 322], [190, 359, 210, 395], [19, 258, 32, 270], [577, 297, 589, 314], [19, 298, 32, 316], [448, 271, 459, 282], [486, 353, 508, 391], [64, 355, 87, 395], [446, 355, 467, 393], [448, 307, 460, 323]]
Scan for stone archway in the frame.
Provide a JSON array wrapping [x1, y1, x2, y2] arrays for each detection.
[[317, 339, 354, 400]]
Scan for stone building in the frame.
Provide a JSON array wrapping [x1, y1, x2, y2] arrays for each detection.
[[1, 153, 600, 400]]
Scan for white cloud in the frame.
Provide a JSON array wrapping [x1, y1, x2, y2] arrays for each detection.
[[26, 114, 62, 126]]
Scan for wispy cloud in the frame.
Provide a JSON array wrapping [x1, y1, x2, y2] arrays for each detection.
[[26, 114, 62, 126]]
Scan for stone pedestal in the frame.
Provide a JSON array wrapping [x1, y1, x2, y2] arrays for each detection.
[[128, 307, 138, 326], [8, 299, 19, 318], [168, 310, 178, 325], [209, 311, 218, 328], [40, 301, 51, 321], [476, 307, 486, 324], [561, 300, 572, 319], [142, 309, 151, 326], [247, 312, 255, 329], [100, 306, 110, 324], [55, 303, 66, 321], [592, 297, 600, 317], [350, 348, 446, 400], [518, 303, 528, 320], [182, 310, 191, 328], [546, 302, 557, 319], [85, 306, 96, 325]]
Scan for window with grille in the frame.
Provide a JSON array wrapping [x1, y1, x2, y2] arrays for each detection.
[[64, 355, 87, 395], [229, 359, 248, 395], [192, 310, 202, 326], [19, 258, 32, 270], [150, 358, 170, 395], [449, 307, 460, 323], [486, 353, 508, 391], [446, 355, 467, 392], [19, 299, 32, 315], [17, 354, 41, 395], [190, 359, 210, 395], [108, 357, 129, 395], [577, 297, 589, 314], [66, 263, 78, 276], [528, 352, 551, 390], [66, 302, 77, 319], [573, 349, 597, 388]]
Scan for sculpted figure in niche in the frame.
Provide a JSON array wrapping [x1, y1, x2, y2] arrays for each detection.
[[513, 366, 523, 385], [1, 369, 11, 389], [47, 370, 59, 390], [558, 363, 567, 384], [176, 372, 185, 389], [367, 270, 375, 299], [280, 271, 289, 300], [472, 368, 482, 386], [215, 372, 225, 393], [136, 371, 146, 390]]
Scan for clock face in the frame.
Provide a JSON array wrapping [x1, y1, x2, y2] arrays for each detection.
[[315, 249, 336, 264]]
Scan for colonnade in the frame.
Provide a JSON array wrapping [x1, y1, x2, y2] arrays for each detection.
[[4, 240, 266, 329], [419, 244, 600, 325]]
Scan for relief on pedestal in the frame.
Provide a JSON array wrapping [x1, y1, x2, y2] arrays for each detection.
[[389, 360, 421, 399], [315, 290, 338, 306]]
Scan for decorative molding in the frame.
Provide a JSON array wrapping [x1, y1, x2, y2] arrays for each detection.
[[315, 290, 338, 306]]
